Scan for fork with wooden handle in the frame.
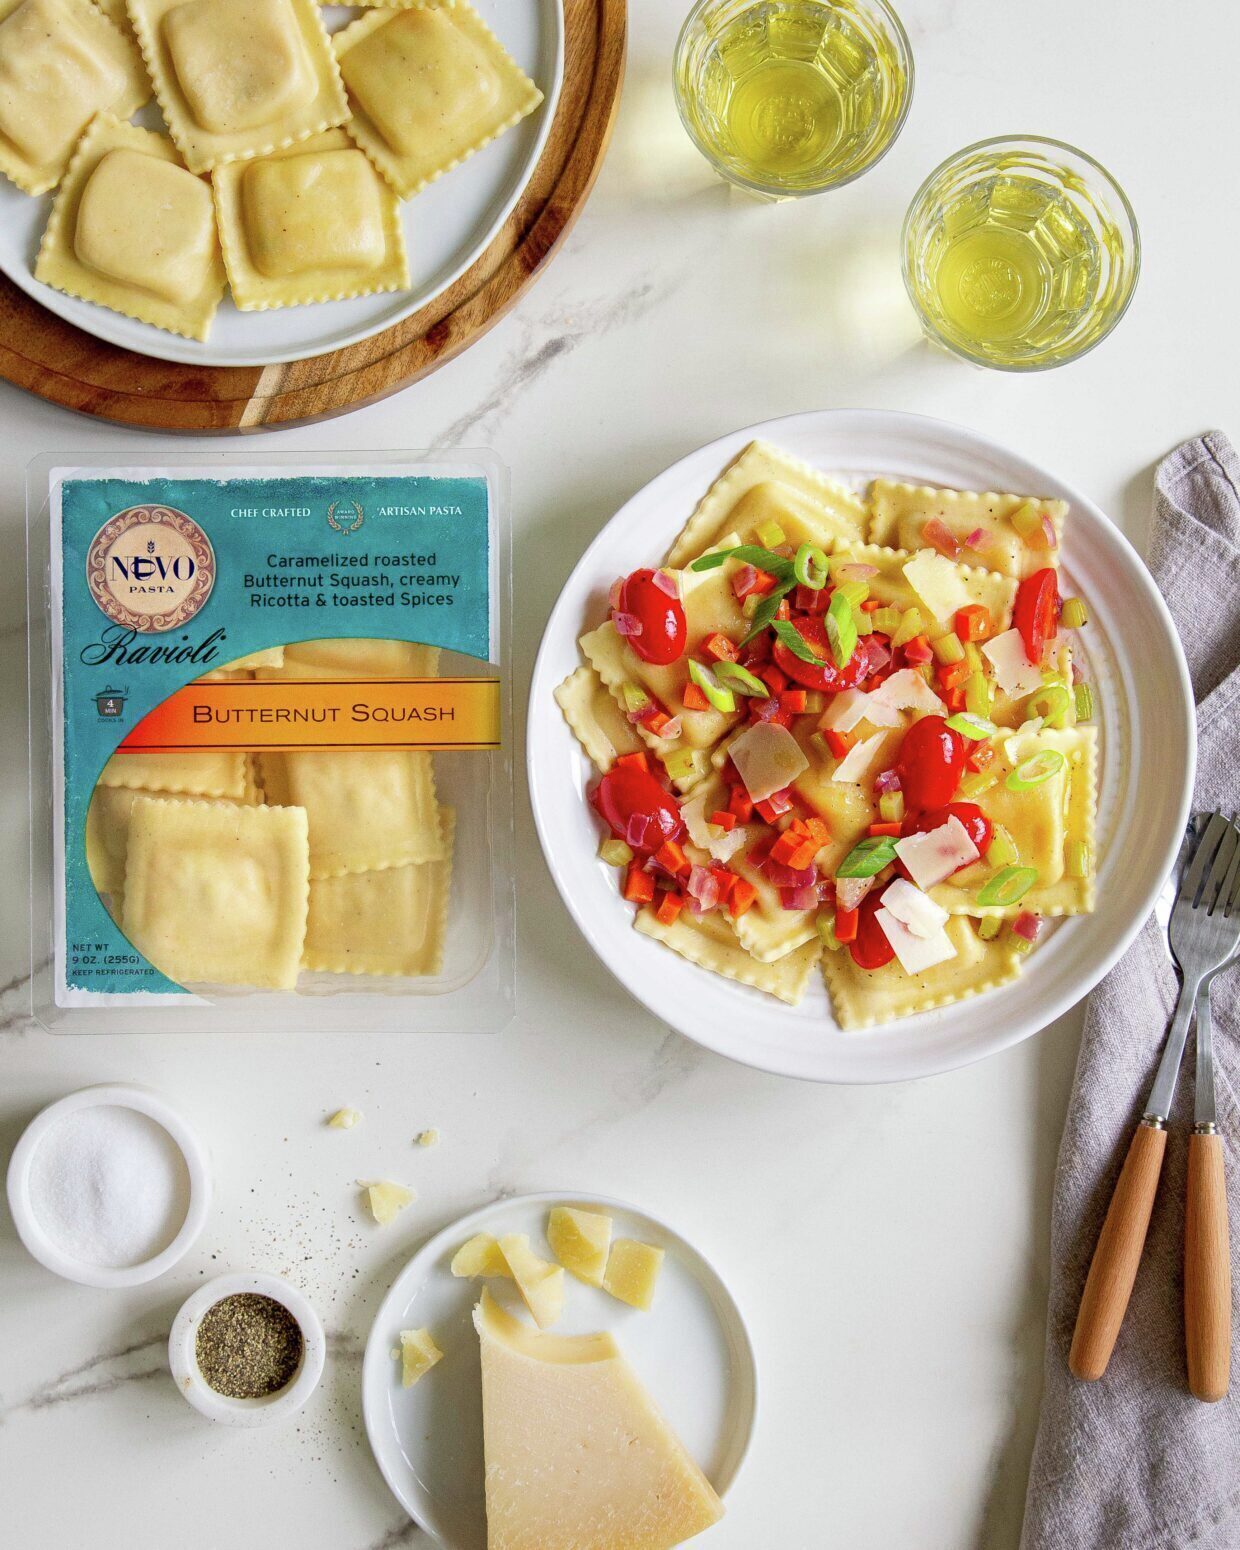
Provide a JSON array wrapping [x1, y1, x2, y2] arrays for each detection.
[[1069, 813, 1240, 1385]]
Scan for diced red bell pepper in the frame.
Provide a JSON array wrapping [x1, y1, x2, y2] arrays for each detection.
[[860, 598, 882, 613], [728, 788, 755, 823], [794, 584, 831, 615], [774, 598, 791, 621], [770, 829, 816, 870], [781, 688, 808, 715], [868, 821, 902, 838], [682, 681, 711, 712], [965, 740, 995, 773], [708, 809, 738, 832], [702, 632, 738, 663], [954, 605, 991, 643], [733, 566, 778, 601], [936, 657, 971, 691], [823, 728, 855, 760], [802, 816, 830, 848], [655, 839, 690, 878], [645, 710, 673, 736], [615, 751, 649, 774], [655, 891, 685, 925], [623, 862, 655, 905], [758, 664, 788, 695], [709, 865, 736, 901], [903, 635, 933, 664], [728, 879, 758, 919], [755, 788, 795, 825], [943, 686, 967, 714], [833, 906, 859, 944]]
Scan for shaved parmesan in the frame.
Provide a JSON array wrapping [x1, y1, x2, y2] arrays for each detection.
[[867, 668, 945, 718], [893, 816, 979, 889], [819, 688, 873, 734], [902, 550, 971, 623], [881, 879, 949, 939], [875, 908, 958, 974], [831, 731, 888, 785], [681, 793, 746, 863], [728, 722, 808, 803], [983, 629, 1045, 697]]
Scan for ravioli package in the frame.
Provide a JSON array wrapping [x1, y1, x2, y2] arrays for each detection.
[[27, 451, 514, 1033]]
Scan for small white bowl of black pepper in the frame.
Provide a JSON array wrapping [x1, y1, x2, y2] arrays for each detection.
[[169, 1271, 325, 1426]]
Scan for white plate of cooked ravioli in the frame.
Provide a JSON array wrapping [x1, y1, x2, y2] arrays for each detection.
[[362, 1191, 756, 1550], [527, 410, 1196, 1084], [0, 0, 561, 365]]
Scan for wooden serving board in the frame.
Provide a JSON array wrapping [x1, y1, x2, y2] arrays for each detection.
[[0, 0, 625, 433]]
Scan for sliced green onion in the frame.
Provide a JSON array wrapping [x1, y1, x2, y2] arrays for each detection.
[[891, 607, 926, 648], [1074, 682, 1094, 722], [986, 823, 1019, 868], [1061, 596, 1089, 629], [816, 910, 842, 950], [742, 594, 762, 619], [1026, 683, 1071, 729], [793, 543, 829, 589], [976, 916, 1003, 941], [771, 618, 824, 665], [690, 544, 794, 579], [836, 835, 899, 879], [756, 520, 786, 550], [621, 682, 651, 714], [1067, 840, 1091, 879], [960, 769, 999, 800], [688, 658, 736, 713], [599, 838, 633, 867], [741, 579, 798, 644], [878, 790, 905, 824], [977, 865, 1039, 908], [871, 605, 902, 637], [665, 748, 702, 783], [933, 632, 965, 665], [826, 590, 858, 668], [713, 660, 770, 697], [965, 671, 993, 719], [1006, 749, 1067, 791], [945, 711, 996, 741]]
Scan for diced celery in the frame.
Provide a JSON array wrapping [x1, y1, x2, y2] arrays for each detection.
[[835, 581, 869, 609], [986, 823, 1019, 868], [871, 606, 902, 637], [963, 641, 984, 674], [1062, 596, 1089, 629], [816, 910, 842, 950], [977, 916, 1003, 941], [1010, 932, 1036, 956], [933, 632, 965, 665], [803, 691, 825, 716], [809, 732, 832, 762], [1074, 682, 1095, 721], [756, 520, 786, 549], [891, 608, 926, 648], [853, 607, 874, 636], [878, 790, 905, 824], [959, 769, 999, 800], [1011, 500, 1044, 545], [965, 671, 992, 719], [664, 748, 699, 783], [1067, 840, 1091, 879], [621, 682, 650, 714], [599, 838, 633, 867]]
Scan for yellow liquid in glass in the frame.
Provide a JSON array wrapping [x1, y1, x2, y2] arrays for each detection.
[[677, 2, 910, 195]]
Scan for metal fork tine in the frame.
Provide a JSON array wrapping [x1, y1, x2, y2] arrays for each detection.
[[1226, 817, 1240, 917], [1184, 814, 1230, 903], [1201, 822, 1240, 913]]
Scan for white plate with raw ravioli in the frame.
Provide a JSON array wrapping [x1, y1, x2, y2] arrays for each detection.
[[527, 409, 1195, 1084], [362, 1190, 756, 1548], [0, 0, 562, 367]]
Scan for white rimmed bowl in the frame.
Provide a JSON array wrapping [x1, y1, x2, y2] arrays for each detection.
[[528, 408, 1196, 1083], [6, 1082, 212, 1288], [169, 1271, 326, 1427]]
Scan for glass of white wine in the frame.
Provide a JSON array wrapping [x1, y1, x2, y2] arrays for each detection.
[[674, 0, 914, 199], [903, 136, 1141, 370]]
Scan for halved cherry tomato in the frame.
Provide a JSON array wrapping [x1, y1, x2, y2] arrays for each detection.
[[849, 890, 895, 971], [772, 617, 878, 693], [901, 802, 993, 870], [1013, 567, 1060, 667], [591, 764, 683, 851], [614, 568, 687, 666], [896, 715, 966, 812]]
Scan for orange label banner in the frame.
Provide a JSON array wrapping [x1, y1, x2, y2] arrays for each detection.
[[116, 677, 501, 753]]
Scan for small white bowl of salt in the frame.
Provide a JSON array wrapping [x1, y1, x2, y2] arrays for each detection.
[[6, 1084, 211, 1288]]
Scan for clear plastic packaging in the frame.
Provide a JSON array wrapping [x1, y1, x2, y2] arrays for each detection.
[[27, 450, 514, 1033]]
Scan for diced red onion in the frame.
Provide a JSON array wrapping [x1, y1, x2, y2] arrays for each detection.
[[613, 611, 643, 639], [608, 578, 624, 610], [753, 696, 783, 722], [626, 813, 652, 849], [965, 527, 992, 551], [653, 806, 679, 838], [765, 787, 794, 815], [835, 875, 876, 912], [687, 866, 721, 911], [864, 637, 892, 673], [1071, 661, 1084, 685], [1041, 514, 1059, 549], [834, 562, 879, 582], [780, 883, 819, 911], [1011, 911, 1043, 942], [651, 568, 679, 598], [922, 517, 960, 558], [658, 716, 682, 740], [732, 564, 759, 598], [760, 857, 817, 890], [874, 768, 902, 795], [817, 878, 834, 904]]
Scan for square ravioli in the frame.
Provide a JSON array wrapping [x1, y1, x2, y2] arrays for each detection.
[[554, 665, 646, 773], [822, 916, 1024, 1029], [86, 780, 258, 895], [334, 1, 542, 199], [0, 0, 148, 194], [98, 747, 248, 799], [303, 809, 454, 976], [35, 116, 225, 340], [635, 905, 821, 1006], [665, 441, 868, 569], [259, 748, 444, 877], [129, 0, 347, 172], [869, 479, 1067, 579], [121, 797, 310, 989], [268, 637, 441, 677], [214, 130, 408, 309]]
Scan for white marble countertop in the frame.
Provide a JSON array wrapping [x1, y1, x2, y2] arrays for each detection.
[[2, 1, 1238, 1544]]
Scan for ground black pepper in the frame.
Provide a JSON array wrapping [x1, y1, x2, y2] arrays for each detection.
[[195, 1293, 303, 1399]]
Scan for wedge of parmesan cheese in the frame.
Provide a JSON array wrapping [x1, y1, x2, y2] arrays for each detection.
[[902, 550, 971, 624], [893, 817, 980, 890], [832, 731, 888, 785], [866, 668, 945, 718], [499, 1234, 565, 1330], [875, 907, 957, 974], [983, 628, 1045, 697], [880, 878, 949, 939]]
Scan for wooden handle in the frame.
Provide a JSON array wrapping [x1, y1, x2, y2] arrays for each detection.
[[1069, 1121, 1168, 1381], [1185, 1131, 1231, 1402]]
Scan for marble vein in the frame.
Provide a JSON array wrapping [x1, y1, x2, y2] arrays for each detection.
[[5, 1335, 168, 1418]]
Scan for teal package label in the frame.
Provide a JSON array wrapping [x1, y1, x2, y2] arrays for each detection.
[[54, 469, 492, 999]]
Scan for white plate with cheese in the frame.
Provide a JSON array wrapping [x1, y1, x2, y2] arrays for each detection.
[[0, 0, 563, 368], [362, 1190, 757, 1547], [527, 408, 1195, 1084]]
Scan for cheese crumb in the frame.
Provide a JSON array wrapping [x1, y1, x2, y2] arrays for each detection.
[[327, 1107, 361, 1129], [416, 1129, 440, 1148], [398, 1327, 443, 1387], [365, 1181, 414, 1225]]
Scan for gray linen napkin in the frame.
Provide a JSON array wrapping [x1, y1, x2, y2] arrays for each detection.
[[1021, 432, 1240, 1550]]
